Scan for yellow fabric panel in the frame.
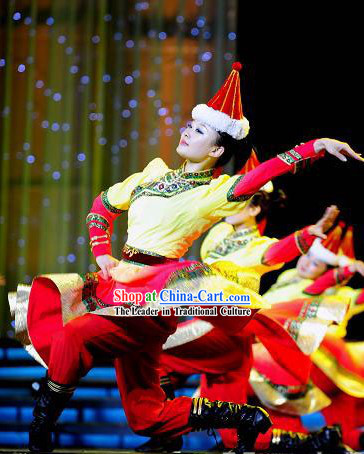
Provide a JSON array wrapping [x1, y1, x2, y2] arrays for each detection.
[[263, 268, 312, 304], [197, 174, 250, 219], [106, 158, 169, 211], [200, 222, 234, 261]]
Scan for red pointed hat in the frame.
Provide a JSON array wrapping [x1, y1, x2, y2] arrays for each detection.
[[238, 148, 260, 174], [238, 148, 273, 193], [322, 223, 344, 254], [192, 62, 249, 140], [339, 226, 355, 259]]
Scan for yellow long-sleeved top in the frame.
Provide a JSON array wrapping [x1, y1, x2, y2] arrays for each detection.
[[88, 158, 251, 260], [200, 222, 283, 293]]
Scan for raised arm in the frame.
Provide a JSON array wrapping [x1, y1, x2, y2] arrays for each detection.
[[304, 261, 364, 295], [262, 205, 339, 266], [233, 139, 363, 198]]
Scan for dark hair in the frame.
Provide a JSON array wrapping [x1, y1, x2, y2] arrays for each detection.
[[249, 189, 287, 222], [214, 132, 247, 168]]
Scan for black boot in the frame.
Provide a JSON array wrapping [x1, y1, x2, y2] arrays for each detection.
[[269, 425, 345, 453], [188, 397, 272, 454], [29, 377, 75, 453], [135, 436, 183, 453]]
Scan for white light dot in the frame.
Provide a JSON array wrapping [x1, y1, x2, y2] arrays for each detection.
[[53, 93, 62, 101], [92, 35, 100, 44], [165, 128, 173, 137], [65, 46, 73, 55], [176, 16, 184, 23], [13, 12, 21, 21], [130, 130, 139, 140], [46, 17, 54, 26], [129, 99, 138, 108], [77, 153, 86, 162], [51, 122, 60, 131], [24, 17, 32, 25], [35, 80, 44, 88], [58, 35, 66, 44], [158, 32, 167, 40], [122, 109, 131, 118], [147, 89, 155, 98], [201, 51, 212, 62], [158, 107, 168, 116], [27, 155, 35, 164], [81, 75, 90, 84], [102, 74, 111, 83], [126, 40, 134, 48], [191, 28, 199, 36], [41, 120, 49, 128], [165, 116, 173, 125], [124, 75, 133, 85], [18, 64, 26, 73], [70, 65, 79, 74], [197, 17, 205, 27], [193, 64, 201, 73], [67, 254, 76, 263], [62, 123, 70, 131], [52, 171, 61, 180], [119, 139, 128, 148], [0, 59, 5, 67], [228, 32, 236, 40]]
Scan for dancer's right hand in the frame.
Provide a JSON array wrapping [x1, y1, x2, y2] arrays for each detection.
[[349, 260, 364, 277], [308, 205, 340, 239], [96, 254, 120, 279]]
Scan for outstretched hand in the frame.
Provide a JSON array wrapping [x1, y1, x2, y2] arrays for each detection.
[[314, 138, 364, 162], [308, 205, 340, 239], [349, 260, 364, 277], [96, 254, 120, 280]]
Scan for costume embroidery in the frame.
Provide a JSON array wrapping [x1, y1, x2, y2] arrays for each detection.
[[101, 190, 124, 214], [227, 175, 251, 202], [207, 227, 259, 259], [130, 165, 214, 205]]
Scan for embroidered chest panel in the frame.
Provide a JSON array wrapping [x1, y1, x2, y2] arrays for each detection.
[[208, 228, 259, 260], [130, 167, 213, 205]]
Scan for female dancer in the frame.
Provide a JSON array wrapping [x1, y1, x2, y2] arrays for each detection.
[[10, 62, 362, 453]]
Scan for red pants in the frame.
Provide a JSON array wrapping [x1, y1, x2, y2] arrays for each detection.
[[160, 325, 253, 448], [48, 313, 192, 436], [311, 366, 363, 449]]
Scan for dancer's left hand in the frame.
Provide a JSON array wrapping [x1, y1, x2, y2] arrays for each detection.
[[314, 138, 364, 162]]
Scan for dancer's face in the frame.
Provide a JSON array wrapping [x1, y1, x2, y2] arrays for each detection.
[[296, 252, 327, 279], [176, 120, 223, 163], [225, 203, 261, 226]]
